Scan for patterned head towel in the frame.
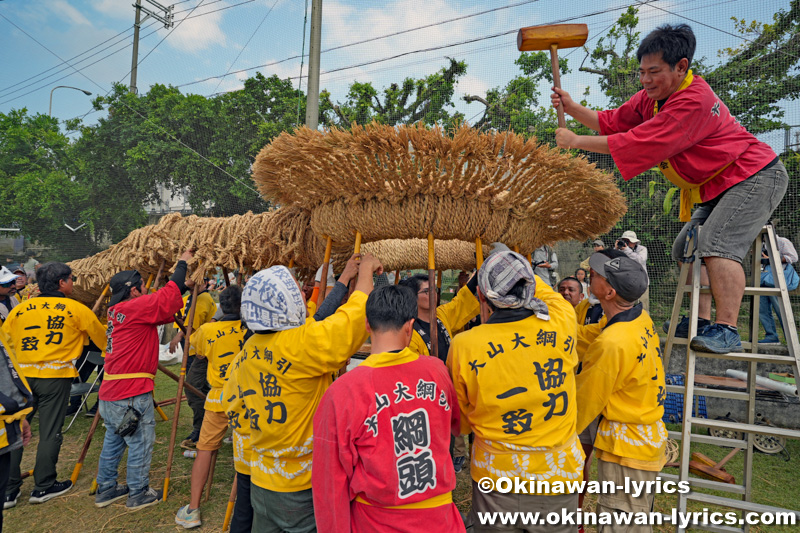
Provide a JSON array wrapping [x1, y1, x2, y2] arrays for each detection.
[[241, 266, 306, 332], [478, 251, 549, 320]]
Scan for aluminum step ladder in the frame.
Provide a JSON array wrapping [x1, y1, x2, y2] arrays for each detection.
[[662, 224, 800, 532]]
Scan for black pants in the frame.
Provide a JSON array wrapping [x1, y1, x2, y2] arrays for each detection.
[[185, 356, 209, 435], [0, 451, 11, 532], [7, 377, 71, 494], [230, 472, 254, 533]]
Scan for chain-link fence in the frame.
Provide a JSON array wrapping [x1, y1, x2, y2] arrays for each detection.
[[2, 0, 798, 331]]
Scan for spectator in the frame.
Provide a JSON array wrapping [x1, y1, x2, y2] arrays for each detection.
[[532, 244, 559, 287], [222, 255, 383, 532], [0, 268, 20, 324], [577, 253, 666, 530], [0, 328, 33, 531], [312, 285, 464, 532], [22, 253, 39, 282], [553, 23, 788, 354], [616, 231, 649, 311], [449, 251, 583, 532], [575, 268, 590, 299], [580, 240, 605, 271], [3, 263, 107, 507], [94, 251, 191, 510], [758, 233, 799, 344]]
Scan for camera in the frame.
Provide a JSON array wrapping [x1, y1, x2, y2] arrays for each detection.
[[616, 238, 630, 249]]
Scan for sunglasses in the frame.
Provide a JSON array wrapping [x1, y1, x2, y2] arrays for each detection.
[[0, 280, 15, 288]]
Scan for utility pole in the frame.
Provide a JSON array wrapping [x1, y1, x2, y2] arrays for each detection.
[[305, 0, 323, 129], [130, 0, 174, 93]]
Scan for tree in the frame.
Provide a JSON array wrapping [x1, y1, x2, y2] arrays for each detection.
[[0, 109, 99, 260], [320, 58, 467, 128]]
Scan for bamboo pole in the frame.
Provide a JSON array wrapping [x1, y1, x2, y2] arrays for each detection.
[[288, 258, 295, 269], [394, 269, 401, 285], [70, 409, 103, 484], [340, 232, 362, 377], [476, 238, 489, 324], [90, 285, 110, 315], [204, 449, 219, 502], [162, 282, 200, 500], [222, 474, 238, 532], [222, 267, 230, 289], [235, 269, 242, 286], [156, 364, 206, 400], [152, 259, 166, 291], [513, 245, 520, 253], [319, 236, 333, 302], [428, 233, 438, 360]]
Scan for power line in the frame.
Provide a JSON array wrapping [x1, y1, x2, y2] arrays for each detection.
[[0, 21, 159, 100], [175, 0, 544, 90], [207, 0, 281, 96], [0, 25, 135, 94]]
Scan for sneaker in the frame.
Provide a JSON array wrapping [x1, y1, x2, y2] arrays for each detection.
[[180, 430, 199, 450], [4, 490, 19, 510], [126, 486, 162, 511], [222, 435, 233, 445], [758, 336, 780, 344], [29, 480, 73, 504], [663, 316, 710, 338], [453, 456, 466, 474], [690, 324, 742, 354], [85, 403, 98, 417], [175, 504, 202, 529], [65, 404, 80, 417], [95, 483, 129, 508]]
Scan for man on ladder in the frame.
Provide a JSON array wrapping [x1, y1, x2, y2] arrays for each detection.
[[551, 23, 788, 354]]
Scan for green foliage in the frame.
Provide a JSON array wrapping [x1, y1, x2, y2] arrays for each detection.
[[320, 58, 467, 128]]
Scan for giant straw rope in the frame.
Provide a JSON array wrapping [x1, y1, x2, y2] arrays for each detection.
[[252, 122, 627, 254]]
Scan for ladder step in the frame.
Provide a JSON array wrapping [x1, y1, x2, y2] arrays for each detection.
[[666, 384, 751, 401], [667, 430, 747, 448], [690, 351, 796, 365], [690, 418, 800, 439], [680, 286, 782, 296], [687, 491, 800, 518], [658, 472, 746, 495]]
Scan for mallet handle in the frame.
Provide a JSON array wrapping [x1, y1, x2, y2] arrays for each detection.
[[550, 44, 566, 129]]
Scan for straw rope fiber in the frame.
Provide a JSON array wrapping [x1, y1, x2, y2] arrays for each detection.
[[252, 122, 627, 252], [67, 208, 324, 307]]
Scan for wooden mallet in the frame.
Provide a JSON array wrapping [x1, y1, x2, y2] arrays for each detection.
[[517, 23, 588, 128]]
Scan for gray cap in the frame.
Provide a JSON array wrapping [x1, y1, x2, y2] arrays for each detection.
[[588, 253, 648, 302], [592, 239, 605, 247]]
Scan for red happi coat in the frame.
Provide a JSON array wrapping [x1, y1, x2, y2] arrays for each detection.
[[312, 347, 465, 533]]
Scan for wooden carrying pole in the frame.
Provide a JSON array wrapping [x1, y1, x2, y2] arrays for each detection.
[[162, 282, 200, 500], [70, 408, 103, 484], [204, 449, 219, 502], [222, 474, 238, 532], [476, 238, 489, 324], [91, 284, 109, 315], [319, 236, 333, 302], [428, 233, 438, 360]]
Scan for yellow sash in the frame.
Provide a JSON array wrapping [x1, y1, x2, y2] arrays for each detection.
[[653, 70, 731, 222], [103, 372, 155, 381], [355, 492, 452, 510]]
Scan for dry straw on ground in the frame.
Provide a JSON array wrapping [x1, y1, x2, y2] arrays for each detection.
[[252, 122, 627, 254]]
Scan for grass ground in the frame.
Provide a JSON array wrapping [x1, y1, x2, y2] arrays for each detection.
[[7, 376, 799, 532]]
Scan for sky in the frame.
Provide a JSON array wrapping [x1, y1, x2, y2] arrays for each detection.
[[1, 0, 797, 151]]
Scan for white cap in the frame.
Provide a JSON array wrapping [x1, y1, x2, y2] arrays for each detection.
[[620, 230, 640, 244], [314, 261, 336, 286], [0, 266, 19, 284]]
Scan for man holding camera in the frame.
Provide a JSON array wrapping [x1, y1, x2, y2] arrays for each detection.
[[94, 250, 192, 511], [616, 231, 649, 311]]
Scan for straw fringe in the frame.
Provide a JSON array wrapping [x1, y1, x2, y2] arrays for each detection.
[[252, 122, 627, 250]]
